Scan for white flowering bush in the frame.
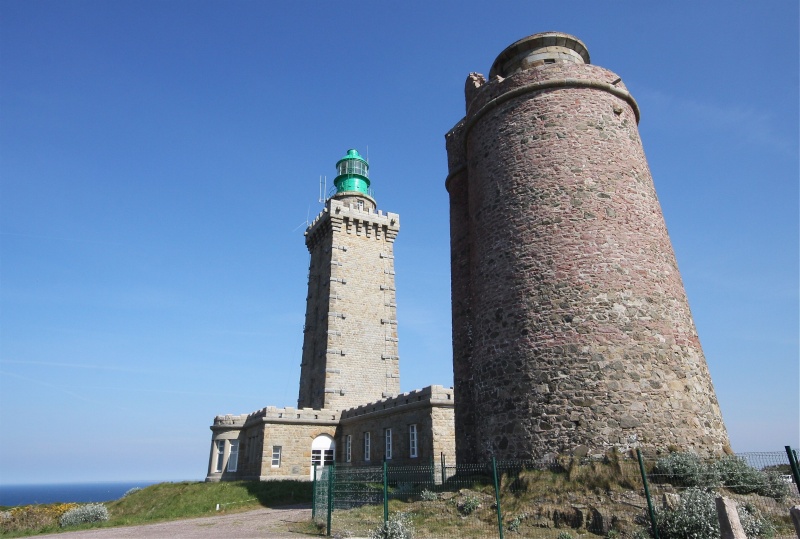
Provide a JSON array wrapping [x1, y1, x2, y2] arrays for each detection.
[[122, 486, 142, 498], [369, 512, 415, 539], [655, 488, 719, 539], [419, 489, 438, 502], [738, 503, 776, 538], [58, 503, 109, 527], [652, 488, 774, 539]]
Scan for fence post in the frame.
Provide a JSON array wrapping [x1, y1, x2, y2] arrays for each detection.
[[637, 448, 660, 539], [383, 458, 389, 525], [326, 463, 335, 537], [312, 464, 317, 520], [786, 446, 800, 491], [441, 452, 446, 485], [492, 456, 505, 539]]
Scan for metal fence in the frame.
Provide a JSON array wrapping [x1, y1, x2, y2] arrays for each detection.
[[312, 447, 800, 538]]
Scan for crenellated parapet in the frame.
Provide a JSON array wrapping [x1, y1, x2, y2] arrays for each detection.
[[340, 385, 454, 422], [213, 407, 341, 431], [305, 199, 400, 251]]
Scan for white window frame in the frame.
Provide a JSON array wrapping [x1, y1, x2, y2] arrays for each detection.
[[228, 440, 239, 472], [409, 424, 418, 458], [345, 435, 352, 462], [364, 432, 371, 462], [385, 428, 392, 460], [214, 440, 225, 472], [271, 445, 282, 467]]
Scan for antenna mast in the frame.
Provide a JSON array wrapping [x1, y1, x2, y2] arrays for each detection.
[[318, 175, 327, 204]]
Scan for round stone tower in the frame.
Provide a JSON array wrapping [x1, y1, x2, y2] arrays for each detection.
[[444, 32, 730, 462]]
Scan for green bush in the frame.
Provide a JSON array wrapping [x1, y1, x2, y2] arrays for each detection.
[[506, 512, 528, 532], [713, 455, 764, 494], [556, 532, 574, 539], [758, 471, 790, 500], [653, 453, 711, 487], [457, 494, 480, 515], [654, 452, 789, 500], [59, 503, 109, 527]]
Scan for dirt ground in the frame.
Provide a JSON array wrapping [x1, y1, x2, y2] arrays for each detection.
[[36, 504, 318, 539]]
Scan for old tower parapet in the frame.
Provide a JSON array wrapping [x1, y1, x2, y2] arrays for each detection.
[[298, 149, 401, 411], [445, 32, 729, 462]]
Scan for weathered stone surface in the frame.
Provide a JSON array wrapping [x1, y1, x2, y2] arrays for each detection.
[[789, 505, 800, 538], [445, 31, 729, 462], [716, 497, 747, 539], [298, 195, 401, 411]]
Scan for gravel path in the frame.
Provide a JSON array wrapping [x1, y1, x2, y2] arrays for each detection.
[[36, 504, 317, 539]]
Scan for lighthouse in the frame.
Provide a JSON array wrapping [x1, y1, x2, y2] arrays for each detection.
[[297, 149, 401, 411]]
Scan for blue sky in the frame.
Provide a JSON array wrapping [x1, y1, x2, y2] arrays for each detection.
[[1, 1, 797, 484]]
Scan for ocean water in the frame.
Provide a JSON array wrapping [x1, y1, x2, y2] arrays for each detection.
[[0, 481, 162, 507]]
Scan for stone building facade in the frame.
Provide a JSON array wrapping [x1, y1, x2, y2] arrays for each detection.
[[206, 150, 455, 482], [444, 32, 730, 463]]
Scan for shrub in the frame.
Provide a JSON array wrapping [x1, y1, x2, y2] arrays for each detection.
[[369, 512, 415, 539], [457, 494, 480, 515], [122, 486, 142, 498], [653, 452, 711, 487], [506, 512, 528, 532], [0, 503, 78, 533], [651, 487, 774, 539], [654, 488, 718, 539], [738, 503, 776, 538], [419, 489, 438, 502], [556, 532, 574, 539], [59, 503, 109, 527], [713, 455, 764, 494], [758, 470, 790, 500]]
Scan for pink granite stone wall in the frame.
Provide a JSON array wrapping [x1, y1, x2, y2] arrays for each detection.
[[445, 33, 729, 462]]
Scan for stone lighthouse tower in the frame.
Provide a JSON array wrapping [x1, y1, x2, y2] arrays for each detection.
[[445, 32, 729, 462], [298, 149, 401, 411]]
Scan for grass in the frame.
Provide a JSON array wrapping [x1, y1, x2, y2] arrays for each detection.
[[0, 480, 312, 537], [310, 456, 652, 538]]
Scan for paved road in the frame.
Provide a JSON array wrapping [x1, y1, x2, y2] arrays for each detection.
[[37, 505, 317, 539]]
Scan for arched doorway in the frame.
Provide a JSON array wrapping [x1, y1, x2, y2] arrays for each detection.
[[310, 434, 335, 478]]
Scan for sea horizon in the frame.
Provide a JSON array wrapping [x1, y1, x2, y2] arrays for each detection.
[[0, 479, 200, 507]]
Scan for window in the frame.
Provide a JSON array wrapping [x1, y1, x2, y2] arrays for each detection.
[[385, 428, 392, 460], [345, 435, 352, 462], [312, 448, 333, 467], [364, 432, 371, 461], [228, 440, 239, 472], [409, 424, 418, 458], [214, 440, 224, 472], [310, 435, 335, 478], [271, 446, 282, 467]]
